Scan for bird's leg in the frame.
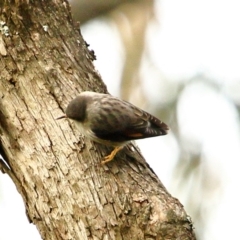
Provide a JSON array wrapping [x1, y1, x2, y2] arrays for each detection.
[[101, 146, 123, 164]]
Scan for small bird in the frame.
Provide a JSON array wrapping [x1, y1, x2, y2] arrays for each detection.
[[57, 91, 169, 164]]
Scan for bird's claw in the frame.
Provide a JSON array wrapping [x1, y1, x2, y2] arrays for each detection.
[[101, 146, 123, 164]]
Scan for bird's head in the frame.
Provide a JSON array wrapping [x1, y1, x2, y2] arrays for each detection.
[[56, 94, 89, 122]]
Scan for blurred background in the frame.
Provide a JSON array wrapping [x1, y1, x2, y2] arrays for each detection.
[[1, 0, 240, 239]]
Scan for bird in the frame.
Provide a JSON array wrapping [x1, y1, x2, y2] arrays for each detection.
[[57, 91, 169, 164]]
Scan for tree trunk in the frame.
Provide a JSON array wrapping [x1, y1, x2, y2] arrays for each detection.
[[0, 1, 196, 239]]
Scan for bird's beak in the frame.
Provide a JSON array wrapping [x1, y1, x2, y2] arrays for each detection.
[[56, 114, 67, 120]]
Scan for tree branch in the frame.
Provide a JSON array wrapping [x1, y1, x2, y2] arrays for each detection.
[[0, 0, 196, 239]]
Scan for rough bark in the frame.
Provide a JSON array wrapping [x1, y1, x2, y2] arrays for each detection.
[[0, 1, 196, 239]]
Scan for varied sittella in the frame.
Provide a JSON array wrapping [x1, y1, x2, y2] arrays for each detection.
[[57, 91, 169, 164]]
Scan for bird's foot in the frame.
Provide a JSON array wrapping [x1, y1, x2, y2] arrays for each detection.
[[101, 146, 123, 164]]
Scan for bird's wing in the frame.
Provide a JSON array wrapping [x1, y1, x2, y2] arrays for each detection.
[[87, 96, 169, 142]]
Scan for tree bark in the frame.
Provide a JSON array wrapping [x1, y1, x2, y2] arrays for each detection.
[[0, 1, 196, 239]]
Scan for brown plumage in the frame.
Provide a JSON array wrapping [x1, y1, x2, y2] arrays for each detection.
[[57, 91, 169, 164]]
